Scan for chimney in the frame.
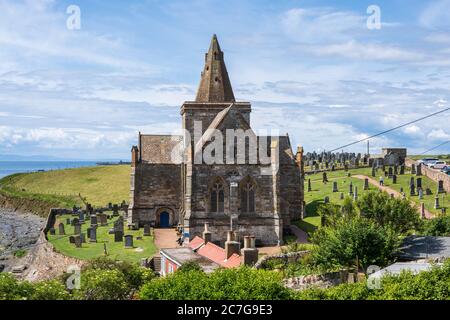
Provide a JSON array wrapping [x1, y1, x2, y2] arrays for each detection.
[[225, 230, 240, 260], [242, 235, 259, 266], [203, 222, 212, 244], [131, 146, 139, 167]]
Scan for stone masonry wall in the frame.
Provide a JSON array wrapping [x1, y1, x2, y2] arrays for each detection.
[[405, 158, 450, 193]]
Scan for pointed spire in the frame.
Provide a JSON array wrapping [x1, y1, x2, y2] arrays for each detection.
[[195, 34, 235, 103]]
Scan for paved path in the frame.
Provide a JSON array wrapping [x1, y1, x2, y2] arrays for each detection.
[[290, 225, 309, 243], [153, 228, 180, 256], [353, 175, 434, 219]]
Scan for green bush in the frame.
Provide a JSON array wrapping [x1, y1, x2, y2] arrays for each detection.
[[139, 267, 292, 300], [423, 215, 450, 236], [0, 273, 34, 300], [177, 261, 203, 273], [357, 191, 422, 234], [310, 217, 401, 270], [29, 280, 71, 300], [74, 269, 130, 300]]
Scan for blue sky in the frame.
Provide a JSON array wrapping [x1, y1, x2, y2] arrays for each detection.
[[1, 0, 450, 160]]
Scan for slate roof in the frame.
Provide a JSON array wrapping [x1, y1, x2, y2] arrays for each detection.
[[397, 236, 450, 261]]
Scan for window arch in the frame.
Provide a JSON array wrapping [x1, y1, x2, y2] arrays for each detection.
[[210, 179, 225, 213], [240, 177, 256, 213]]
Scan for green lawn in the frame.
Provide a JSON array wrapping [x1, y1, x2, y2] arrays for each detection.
[[298, 166, 450, 233], [0, 165, 130, 207], [48, 213, 157, 263]]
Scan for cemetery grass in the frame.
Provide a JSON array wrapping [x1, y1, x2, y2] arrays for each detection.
[[48, 214, 157, 263], [0, 165, 130, 208], [298, 167, 450, 234]]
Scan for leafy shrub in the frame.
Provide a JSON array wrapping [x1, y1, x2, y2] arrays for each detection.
[[423, 215, 450, 236], [0, 273, 34, 300], [74, 269, 130, 300], [139, 267, 292, 300], [29, 280, 71, 300], [310, 217, 401, 270], [177, 261, 203, 273]]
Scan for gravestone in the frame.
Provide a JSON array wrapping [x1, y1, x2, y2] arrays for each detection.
[[98, 213, 108, 226], [416, 164, 422, 176], [371, 166, 376, 177], [307, 179, 312, 192], [143, 224, 151, 236], [332, 181, 338, 193], [114, 230, 123, 242], [438, 180, 445, 194], [89, 227, 97, 243], [394, 165, 398, 175], [388, 167, 393, 178], [90, 215, 98, 227], [124, 235, 133, 248], [364, 178, 369, 190], [74, 235, 82, 248], [49, 228, 55, 235], [434, 196, 440, 209], [113, 204, 119, 217], [353, 186, 358, 201], [58, 223, 65, 235], [410, 184, 415, 196], [69, 236, 75, 244], [411, 164, 416, 175], [340, 192, 344, 200], [74, 223, 82, 235], [348, 182, 353, 196], [392, 175, 397, 184], [344, 163, 349, 171], [322, 172, 328, 183], [421, 203, 426, 219], [114, 218, 124, 233], [324, 196, 330, 204], [80, 233, 86, 243], [416, 178, 422, 190], [66, 218, 71, 225], [400, 165, 405, 175], [78, 211, 85, 224], [71, 218, 79, 226]]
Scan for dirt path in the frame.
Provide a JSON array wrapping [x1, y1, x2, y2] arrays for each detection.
[[153, 228, 180, 256], [353, 175, 434, 219]]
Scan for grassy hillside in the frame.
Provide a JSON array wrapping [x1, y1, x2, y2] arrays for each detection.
[[0, 165, 130, 213]]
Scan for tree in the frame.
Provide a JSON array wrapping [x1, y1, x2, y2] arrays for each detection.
[[310, 216, 401, 270], [423, 215, 450, 236], [356, 191, 422, 234], [74, 269, 130, 300]]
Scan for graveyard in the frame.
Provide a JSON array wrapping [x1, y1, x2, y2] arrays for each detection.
[[47, 211, 157, 263], [299, 165, 450, 234]]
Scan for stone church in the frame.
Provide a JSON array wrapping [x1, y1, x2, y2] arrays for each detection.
[[128, 35, 304, 245]]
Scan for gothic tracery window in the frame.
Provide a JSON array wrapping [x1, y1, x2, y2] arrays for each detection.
[[240, 179, 255, 213], [210, 181, 225, 213]]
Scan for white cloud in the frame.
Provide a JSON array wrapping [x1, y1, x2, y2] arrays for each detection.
[[419, 0, 450, 29], [427, 129, 450, 141]]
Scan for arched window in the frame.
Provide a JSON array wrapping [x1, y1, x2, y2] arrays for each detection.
[[210, 181, 225, 213], [240, 179, 255, 213]]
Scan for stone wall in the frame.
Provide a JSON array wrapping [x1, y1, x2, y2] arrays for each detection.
[[405, 158, 450, 193]]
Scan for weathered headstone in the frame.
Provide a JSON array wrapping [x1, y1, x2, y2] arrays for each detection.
[[394, 165, 398, 175], [322, 172, 328, 183], [371, 166, 376, 177], [307, 179, 312, 192], [418, 188, 423, 200], [388, 167, 393, 178], [78, 211, 85, 224], [89, 227, 97, 243], [434, 195, 440, 209], [74, 223, 82, 235], [66, 218, 71, 225], [49, 228, 56, 235], [392, 175, 397, 184], [124, 235, 133, 248], [332, 181, 338, 193], [80, 232, 86, 243], [348, 182, 353, 196], [438, 180, 445, 194], [97, 213, 108, 226], [324, 196, 330, 204], [71, 218, 79, 226], [411, 164, 416, 175], [113, 204, 119, 217], [425, 187, 432, 195], [114, 230, 123, 242], [58, 223, 65, 235], [416, 178, 422, 190], [364, 178, 369, 190], [90, 215, 98, 226], [400, 165, 405, 175], [416, 164, 422, 176], [74, 235, 82, 248], [143, 224, 151, 236], [69, 236, 75, 244]]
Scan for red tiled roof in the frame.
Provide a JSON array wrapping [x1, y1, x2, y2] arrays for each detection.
[[189, 236, 241, 268]]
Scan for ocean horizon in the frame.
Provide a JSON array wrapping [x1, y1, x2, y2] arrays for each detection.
[[0, 161, 100, 179]]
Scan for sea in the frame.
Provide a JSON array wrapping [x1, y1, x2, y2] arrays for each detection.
[[0, 161, 99, 179]]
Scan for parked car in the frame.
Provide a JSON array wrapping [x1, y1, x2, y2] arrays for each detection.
[[441, 166, 450, 174], [419, 158, 439, 166], [430, 161, 447, 169]]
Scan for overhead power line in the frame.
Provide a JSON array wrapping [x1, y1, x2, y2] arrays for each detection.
[[327, 107, 450, 153], [419, 140, 450, 155]]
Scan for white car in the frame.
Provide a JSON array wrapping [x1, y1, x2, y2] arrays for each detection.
[[430, 161, 447, 169], [420, 158, 439, 166]]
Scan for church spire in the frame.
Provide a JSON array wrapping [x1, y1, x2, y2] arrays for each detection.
[[195, 34, 235, 103]]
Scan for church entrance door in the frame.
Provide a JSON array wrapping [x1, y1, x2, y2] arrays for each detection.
[[159, 212, 170, 228]]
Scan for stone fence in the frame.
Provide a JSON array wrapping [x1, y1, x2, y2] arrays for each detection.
[[254, 251, 309, 269], [405, 158, 450, 193], [284, 270, 364, 291]]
